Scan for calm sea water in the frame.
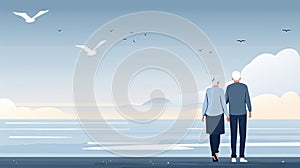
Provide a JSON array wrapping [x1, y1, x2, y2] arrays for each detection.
[[0, 119, 299, 157]]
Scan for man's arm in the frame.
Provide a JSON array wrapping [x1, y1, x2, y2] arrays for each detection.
[[225, 88, 229, 104], [245, 86, 252, 117]]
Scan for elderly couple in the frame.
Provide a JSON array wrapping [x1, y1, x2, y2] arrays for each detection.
[[202, 71, 252, 163]]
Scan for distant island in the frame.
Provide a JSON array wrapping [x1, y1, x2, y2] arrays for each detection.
[[142, 98, 172, 106]]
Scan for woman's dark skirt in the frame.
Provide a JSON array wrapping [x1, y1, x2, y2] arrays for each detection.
[[206, 114, 225, 135]]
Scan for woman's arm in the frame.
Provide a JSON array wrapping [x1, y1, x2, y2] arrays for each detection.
[[202, 92, 209, 116], [221, 90, 230, 122], [220, 93, 229, 117]]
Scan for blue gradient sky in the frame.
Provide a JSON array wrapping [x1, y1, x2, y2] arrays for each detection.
[[0, 0, 299, 104]]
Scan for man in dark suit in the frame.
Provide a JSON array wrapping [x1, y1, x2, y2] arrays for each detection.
[[225, 71, 252, 163]]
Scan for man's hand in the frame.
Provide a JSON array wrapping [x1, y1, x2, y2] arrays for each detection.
[[249, 112, 252, 118], [202, 115, 205, 122], [226, 116, 230, 122]]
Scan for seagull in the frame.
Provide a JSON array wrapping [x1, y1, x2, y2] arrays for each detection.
[[209, 51, 213, 54], [75, 40, 107, 56], [144, 33, 147, 36], [237, 39, 246, 43], [282, 28, 291, 33], [133, 40, 136, 43], [13, 10, 49, 23], [198, 49, 203, 52], [123, 38, 127, 41], [109, 29, 114, 32], [57, 29, 62, 33]]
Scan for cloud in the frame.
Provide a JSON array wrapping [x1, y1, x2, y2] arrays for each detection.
[[0, 98, 75, 119], [241, 48, 300, 96], [252, 92, 300, 119]]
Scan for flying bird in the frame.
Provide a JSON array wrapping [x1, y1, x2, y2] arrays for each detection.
[[13, 10, 49, 23], [57, 29, 62, 33], [75, 40, 107, 56], [282, 29, 291, 33], [198, 49, 203, 52], [209, 51, 213, 54], [237, 39, 246, 43], [133, 40, 136, 43], [144, 33, 147, 36], [109, 29, 114, 32], [123, 38, 127, 41]]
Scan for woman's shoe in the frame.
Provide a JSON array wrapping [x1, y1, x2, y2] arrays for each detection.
[[215, 153, 219, 159], [212, 154, 219, 162]]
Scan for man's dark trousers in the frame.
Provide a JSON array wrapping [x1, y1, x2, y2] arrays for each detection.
[[230, 114, 247, 158]]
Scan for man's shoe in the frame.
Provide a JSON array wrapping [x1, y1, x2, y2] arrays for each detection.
[[240, 158, 248, 163], [231, 158, 237, 163]]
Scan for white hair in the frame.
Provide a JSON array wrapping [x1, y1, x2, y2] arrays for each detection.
[[211, 75, 221, 85], [232, 71, 241, 80]]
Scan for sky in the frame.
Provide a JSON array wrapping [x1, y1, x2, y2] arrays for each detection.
[[0, 0, 300, 113]]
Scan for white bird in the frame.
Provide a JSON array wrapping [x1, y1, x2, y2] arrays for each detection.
[[76, 40, 107, 56], [13, 10, 49, 23]]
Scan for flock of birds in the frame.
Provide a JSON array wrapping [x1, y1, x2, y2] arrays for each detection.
[[236, 29, 292, 44], [12, 9, 293, 56]]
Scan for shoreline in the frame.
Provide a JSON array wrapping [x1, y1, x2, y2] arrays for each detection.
[[0, 157, 299, 168]]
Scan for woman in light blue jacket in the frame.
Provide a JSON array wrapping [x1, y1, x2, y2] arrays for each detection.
[[202, 77, 230, 162]]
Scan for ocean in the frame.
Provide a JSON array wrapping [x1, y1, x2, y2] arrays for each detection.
[[0, 119, 299, 157]]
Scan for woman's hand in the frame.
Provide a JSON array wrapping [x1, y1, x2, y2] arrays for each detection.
[[226, 116, 230, 122], [202, 115, 205, 122]]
